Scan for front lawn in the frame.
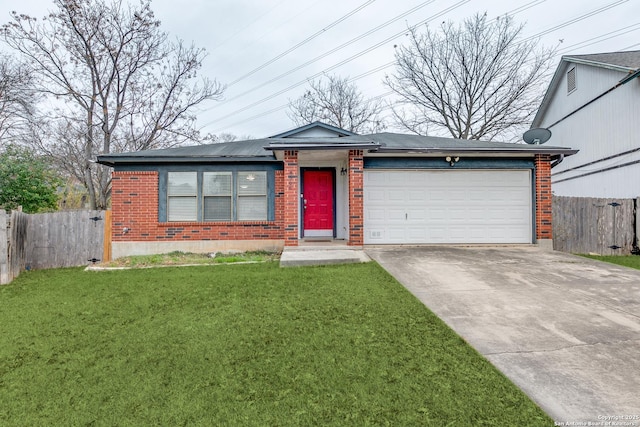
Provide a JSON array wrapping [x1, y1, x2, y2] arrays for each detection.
[[581, 254, 640, 270], [0, 262, 551, 426]]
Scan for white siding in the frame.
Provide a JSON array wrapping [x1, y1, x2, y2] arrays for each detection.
[[537, 63, 640, 198], [289, 127, 345, 138], [554, 165, 640, 198]]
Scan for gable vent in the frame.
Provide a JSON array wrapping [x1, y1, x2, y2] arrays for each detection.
[[567, 67, 577, 93]]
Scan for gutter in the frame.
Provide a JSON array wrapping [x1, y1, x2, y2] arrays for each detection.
[[96, 155, 279, 167], [372, 147, 578, 156]]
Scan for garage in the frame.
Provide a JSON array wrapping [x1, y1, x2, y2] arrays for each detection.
[[364, 169, 532, 244]]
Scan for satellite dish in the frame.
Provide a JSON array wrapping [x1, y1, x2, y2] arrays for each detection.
[[523, 128, 552, 145]]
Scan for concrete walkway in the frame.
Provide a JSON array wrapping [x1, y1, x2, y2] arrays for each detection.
[[366, 246, 640, 424], [280, 244, 370, 267]]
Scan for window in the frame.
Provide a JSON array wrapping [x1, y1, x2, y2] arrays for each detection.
[[567, 67, 576, 93], [167, 172, 197, 221], [165, 170, 270, 222], [237, 172, 267, 220], [204, 172, 232, 221]]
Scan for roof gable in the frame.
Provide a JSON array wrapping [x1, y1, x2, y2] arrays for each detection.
[[270, 121, 357, 138], [532, 50, 640, 127]]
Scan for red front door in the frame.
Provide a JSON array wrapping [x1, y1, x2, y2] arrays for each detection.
[[303, 170, 334, 236]]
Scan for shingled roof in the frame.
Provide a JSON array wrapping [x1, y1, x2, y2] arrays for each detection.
[[563, 50, 640, 71], [97, 131, 576, 166]]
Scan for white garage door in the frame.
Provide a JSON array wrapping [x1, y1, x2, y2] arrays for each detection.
[[364, 170, 532, 244]]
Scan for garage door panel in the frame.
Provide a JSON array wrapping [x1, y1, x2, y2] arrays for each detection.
[[387, 209, 406, 221], [408, 190, 427, 201], [406, 226, 428, 239], [407, 209, 426, 221], [367, 189, 386, 202], [367, 208, 386, 221], [364, 170, 532, 244]]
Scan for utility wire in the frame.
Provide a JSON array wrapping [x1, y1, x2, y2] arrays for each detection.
[[520, 0, 629, 42], [205, 0, 633, 133], [209, 0, 290, 52], [558, 23, 640, 53], [621, 42, 640, 50], [214, 0, 438, 108], [227, 0, 378, 87], [203, 0, 468, 127], [204, 0, 547, 133], [223, 0, 325, 64]]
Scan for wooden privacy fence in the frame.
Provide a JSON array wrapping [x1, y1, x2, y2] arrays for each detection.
[[1, 210, 110, 285], [553, 196, 637, 255]]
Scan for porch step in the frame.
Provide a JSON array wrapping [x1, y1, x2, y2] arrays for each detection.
[[280, 247, 370, 267]]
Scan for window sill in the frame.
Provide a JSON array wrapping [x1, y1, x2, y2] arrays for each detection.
[[160, 221, 276, 226]]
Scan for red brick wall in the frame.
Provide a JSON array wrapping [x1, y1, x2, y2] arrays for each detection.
[[111, 170, 284, 242], [535, 154, 552, 241], [348, 150, 364, 246], [283, 151, 299, 246]]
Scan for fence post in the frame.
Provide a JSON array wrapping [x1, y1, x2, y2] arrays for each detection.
[[103, 210, 112, 262], [636, 198, 640, 251], [0, 210, 8, 285]]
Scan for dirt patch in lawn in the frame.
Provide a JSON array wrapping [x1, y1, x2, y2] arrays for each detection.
[[93, 250, 281, 269]]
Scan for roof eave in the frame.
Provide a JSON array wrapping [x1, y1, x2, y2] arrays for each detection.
[[264, 143, 380, 151], [532, 58, 570, 127], [562, 56, 637, 73], [373, 147, 578, 156], [96, 155, 278, 167]]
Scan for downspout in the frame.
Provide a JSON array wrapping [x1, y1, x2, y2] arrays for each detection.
[[551, 154, 564, 168]]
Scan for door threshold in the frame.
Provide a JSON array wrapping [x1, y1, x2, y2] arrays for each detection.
[[299, 238, 348, 247]]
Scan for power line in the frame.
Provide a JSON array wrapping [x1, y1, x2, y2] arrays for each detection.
[[205, 0, 634, 134], [520, 0, 629, 42], [227, 0, 378, 87], [222, 0, 325, 64], [203, 1, 469, 127], [209, 0, 290, 52], [206, 2, 552, 134], [558, 23, 640, 53], [214, 0, 439, 109], [621, 42, 640, 50]]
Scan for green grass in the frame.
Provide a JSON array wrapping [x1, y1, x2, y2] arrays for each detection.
[[100, 250, 280, 267], [0, 262, 552, 426], [581, 254, 640, 269]]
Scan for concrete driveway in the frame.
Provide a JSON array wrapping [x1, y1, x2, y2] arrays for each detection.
[[366, 246, 640, 424]]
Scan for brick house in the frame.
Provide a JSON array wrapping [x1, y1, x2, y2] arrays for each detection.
[[97, 122, 576, 258]]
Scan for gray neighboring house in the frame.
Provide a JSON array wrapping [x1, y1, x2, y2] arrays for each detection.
[[532, 50, 640, 198]]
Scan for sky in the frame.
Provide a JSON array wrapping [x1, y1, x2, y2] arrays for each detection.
[[2, 0, 639, 139]]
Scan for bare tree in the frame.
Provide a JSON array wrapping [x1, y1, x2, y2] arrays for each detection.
[[199, 132, 254, 145], [0, 54, 37, 144], [2, 0, 224, 208], [288, 75, 385, 134], [385, 13, 556, 141]]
